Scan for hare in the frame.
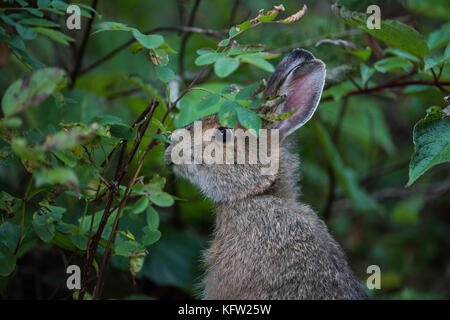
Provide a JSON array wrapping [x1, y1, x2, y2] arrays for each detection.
[[165, 49, 367, 300]]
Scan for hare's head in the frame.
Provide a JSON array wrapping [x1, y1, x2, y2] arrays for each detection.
[[165, 49, 326, 203]]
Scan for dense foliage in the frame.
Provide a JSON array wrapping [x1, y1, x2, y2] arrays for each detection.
[[0, 0, 449, 299]]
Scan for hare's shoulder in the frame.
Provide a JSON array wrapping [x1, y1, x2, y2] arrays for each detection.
[[243, 195, 325, 234], [241, 195, 349, 261]]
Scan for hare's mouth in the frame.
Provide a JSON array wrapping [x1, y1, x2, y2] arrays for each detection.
[[163, 148, 173, 167]]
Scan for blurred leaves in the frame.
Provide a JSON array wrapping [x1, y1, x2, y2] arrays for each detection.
[[142, 227, 203, 289], [332, 4, 429, 58], [1, 68, 66, 118], [32, 203, 66, 243], [313, 121, 380, 212], [374, 57, 413, 73], [0, 246, 16, 277]]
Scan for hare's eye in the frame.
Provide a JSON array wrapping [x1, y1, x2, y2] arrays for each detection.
[[216, 126, 233, 143]]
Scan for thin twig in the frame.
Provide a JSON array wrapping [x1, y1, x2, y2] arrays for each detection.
[[93, 102, 161, 299], [431, 68, 450, 95], [229, 0, 242, 26], [322, 80, 450, 103], [348, 76, 362, 92], [179, 0, 202, 82], [322, 97, 349, 221], [79, 101, 158, 300], [70, 0, 99, 87], [333, 180, 450, 212]]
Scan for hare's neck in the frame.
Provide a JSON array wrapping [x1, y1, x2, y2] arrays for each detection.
[[257, 145, 301, 202], [215, 146, 301, 221]]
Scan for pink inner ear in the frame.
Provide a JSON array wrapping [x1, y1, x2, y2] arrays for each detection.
[[275, 62, 325, 138]]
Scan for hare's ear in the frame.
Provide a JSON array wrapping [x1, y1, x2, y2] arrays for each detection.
[[263, 49, 326, 140]]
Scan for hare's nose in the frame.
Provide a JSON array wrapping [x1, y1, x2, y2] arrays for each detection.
[[165, 134, 173, 149]]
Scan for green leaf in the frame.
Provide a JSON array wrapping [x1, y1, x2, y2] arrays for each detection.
[[360, 63, 375, 86], [235, 82, 260, 100], [132, 29, 164, 49], [149, 190, 174, 207], [155, 65, 174, 83], [52, 232, 76, 251], [383, 48, 421, 63], [240, 57, 274, 72], [129, 252, 146, 276], [219, 100, 239, 128], [15, 0, 29, 6], [407, 109, 450, 186], [118, 230, 136, 241], [92, 115, 132, 139], [198, 93, 221, 110], [92, 114, 127, 126], [0, 246, 16, 277], [34, 27, 75, 45], [236, 107, 261, 132], [374, 57, 413, 73], [142, 227, 203, 288], [34, 167, 79, 189], [51, 0, 69, 10], [427, 22, 450, 51], [196, 48, 215, 55], [195, 52, 220, 66], [142, 227, 161, 246], [37, 0, 51, 8], [129, 42, 144, 54], [132, 197, 149, 214], [344, 47, 371, 61], [25, 7, 44, 17], [313, 121, 380, 211], [92, 21, 133, 35], [32, 204, 65, 243], [214, 56, 240, 78], [56, 222, 75, 234], [0, 222, 20, 252], [19, 18, 60, 28], [332, 4, 429, 58], [174, 82, 227, 128], [40, 126, 100, 152], [53, 151, 77, 168], [80, 210, 116, 234], [2, 68, 66, 117], [146, 207, 160, 230], [424, 45, 450, 71], [258, 11, 279, 22], [69, 233, 88, 250], [156, 41, 177, 54], [75, 3, 101, 17], [221, 84, 240, 94], [228, 45, 266, 56], [16, 24, 37, 40], [0, 117, 23, 128], [150, 118, 169, 135], [248, 99, 262, 109], [228, 26, 240, 38], [218, 38, 230, 47], [115, 240, 144, 257]]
